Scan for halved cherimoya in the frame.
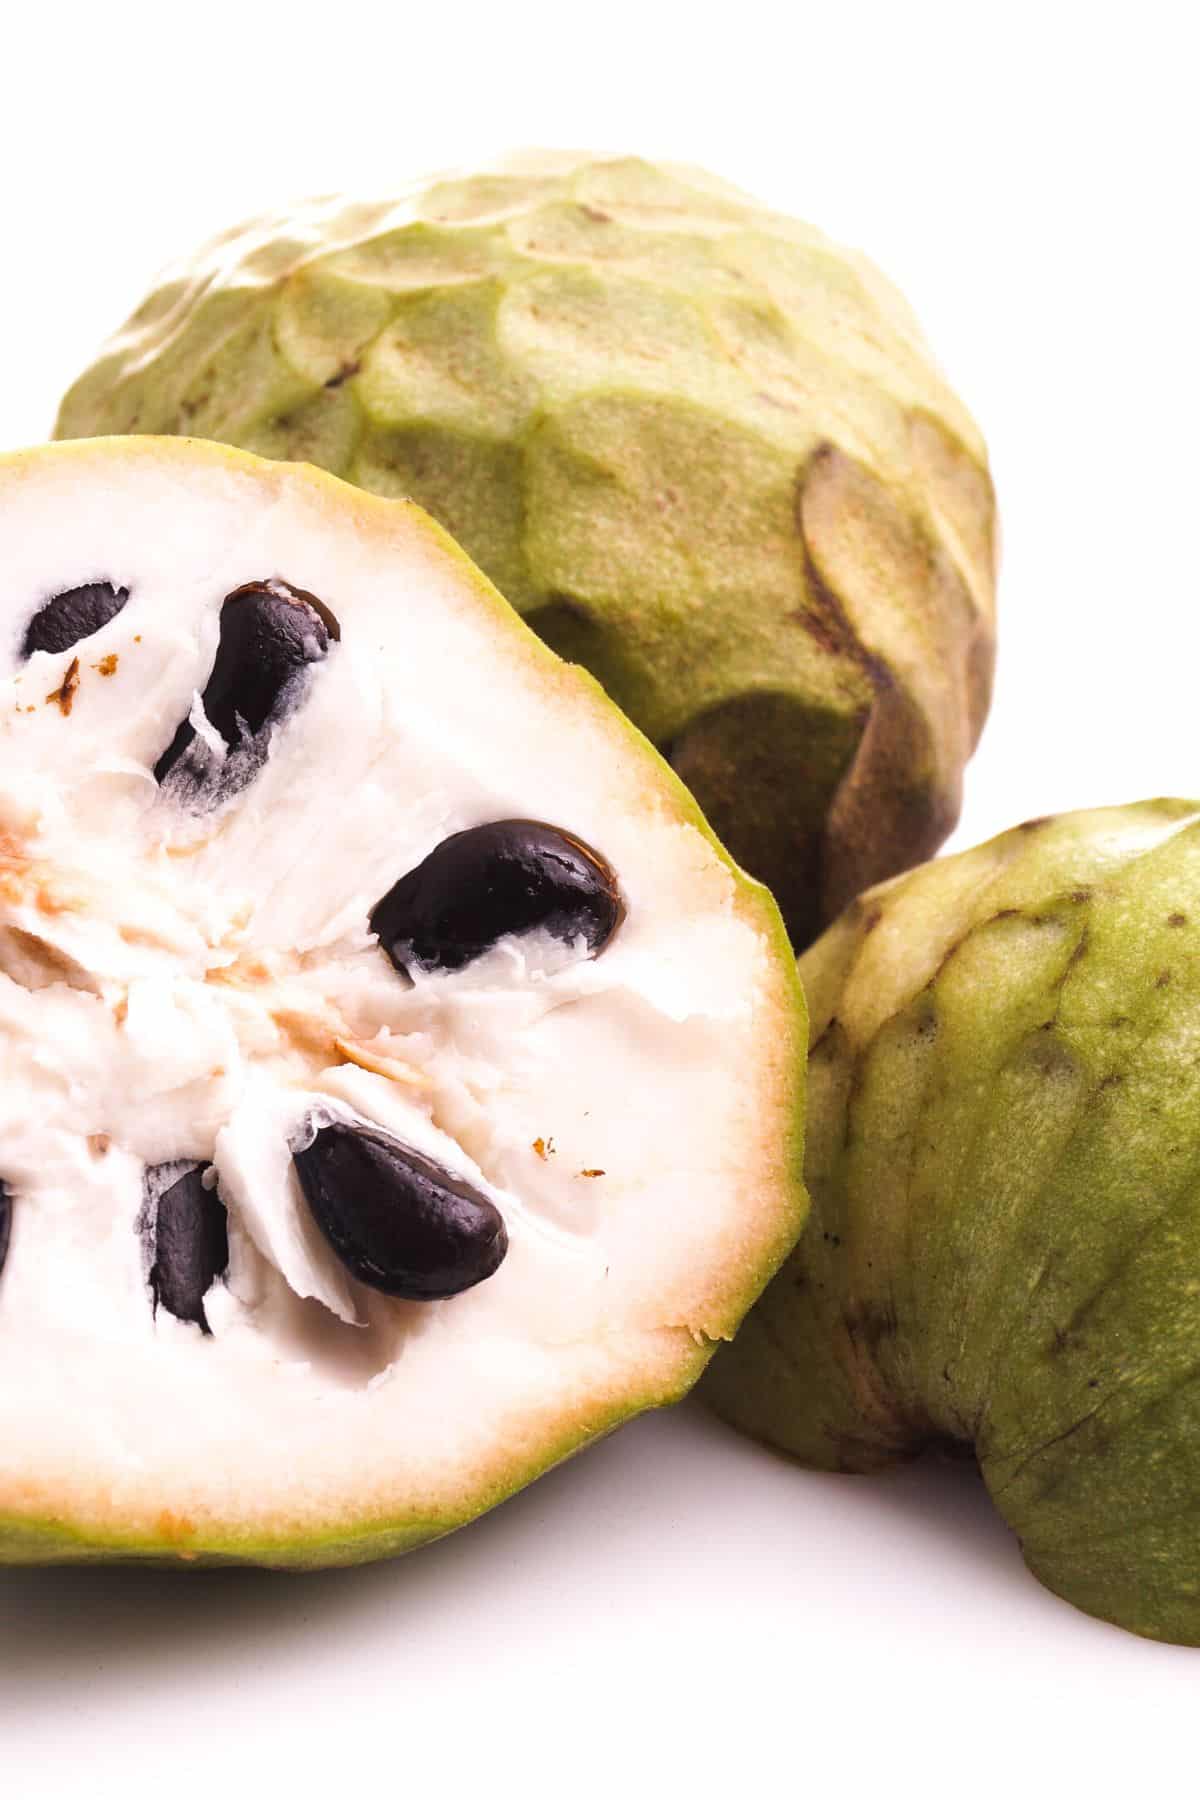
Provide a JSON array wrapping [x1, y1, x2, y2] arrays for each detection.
[[0, 438, 805, 1568]]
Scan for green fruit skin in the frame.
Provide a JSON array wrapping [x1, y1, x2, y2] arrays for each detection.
[[0, 1375, 671, 1569], [704, 799, 1200, 1645], [54, 153, 997, 949]]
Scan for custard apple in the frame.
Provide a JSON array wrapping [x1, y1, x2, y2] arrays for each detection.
[[704, 800, 1200, 1644], [0, 436, 806, 1568], [54, 153, 998, 948]]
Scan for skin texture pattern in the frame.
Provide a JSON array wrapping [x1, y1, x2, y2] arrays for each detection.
[[55, 152, 997, 949], [705, 800, 1200, 1644]]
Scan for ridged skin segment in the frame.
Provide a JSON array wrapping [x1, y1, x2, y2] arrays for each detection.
[[55, 153, 997, 948], [703, 799, 1200, 1644]]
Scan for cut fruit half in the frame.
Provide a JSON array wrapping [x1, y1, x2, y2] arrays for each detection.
[[0, 437, 805, 1568]]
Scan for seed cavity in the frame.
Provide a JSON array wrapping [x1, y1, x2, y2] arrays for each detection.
[[154, 579, 340, 799], [292, 1118, 508, 1300], [146, 1162, 229, 1333], [370, 819, 623, 977], [0, 1180, 10, 1282], [22, 581, 130, 658]]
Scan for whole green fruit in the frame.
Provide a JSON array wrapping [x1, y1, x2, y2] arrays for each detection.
[[55, 152, 997, 948], [704, 800, 1200, 1644]]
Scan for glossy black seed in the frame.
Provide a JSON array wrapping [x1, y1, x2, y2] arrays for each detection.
[[370, 819, 624, 976], [293, 1120, 507, 1301], [22, 581, 130, 657], [0, 1180, 11, 1282], [154, 579, 340, 788], [148, 1163, 229, 1333]]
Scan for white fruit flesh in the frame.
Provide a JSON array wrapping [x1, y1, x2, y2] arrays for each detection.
[[0, 438, 803, 1557]]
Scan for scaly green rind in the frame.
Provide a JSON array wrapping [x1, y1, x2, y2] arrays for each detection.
[[705, 800, 1200, 1644], [55, 153, 997, 948]]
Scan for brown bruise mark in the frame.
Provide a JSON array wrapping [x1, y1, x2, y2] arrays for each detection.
[[324, 358, 361, 389], [155, 1508, 198, 1551], [45, 656, 81, 716]]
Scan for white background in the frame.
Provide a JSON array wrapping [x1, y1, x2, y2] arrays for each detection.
[[2, 3, 1198, 1794]]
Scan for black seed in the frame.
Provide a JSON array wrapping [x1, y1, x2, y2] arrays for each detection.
[[23, 581, 130, 657], [154, 579, 340, 791], [0, 1180, 11, 1281], [292, 1120, 508, 1301], [148, 1163, 229, 1333], [370, 819, 624, 976]]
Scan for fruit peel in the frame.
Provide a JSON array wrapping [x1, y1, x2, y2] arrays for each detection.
[[705, 799, 1200, 1644], [56, 153, 997, 948]]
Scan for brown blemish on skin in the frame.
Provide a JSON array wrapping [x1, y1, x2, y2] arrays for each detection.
[[579, 1168, 606, 1179], [88, 1133, 112, 1156], [324, 359, 361, 389], [843, 1298, 899, 1351], [1168, 912, 1188, 928], [45, 656, 81, 715], [155, 1509, 197, 1547], [93, 653, 119, 677]]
